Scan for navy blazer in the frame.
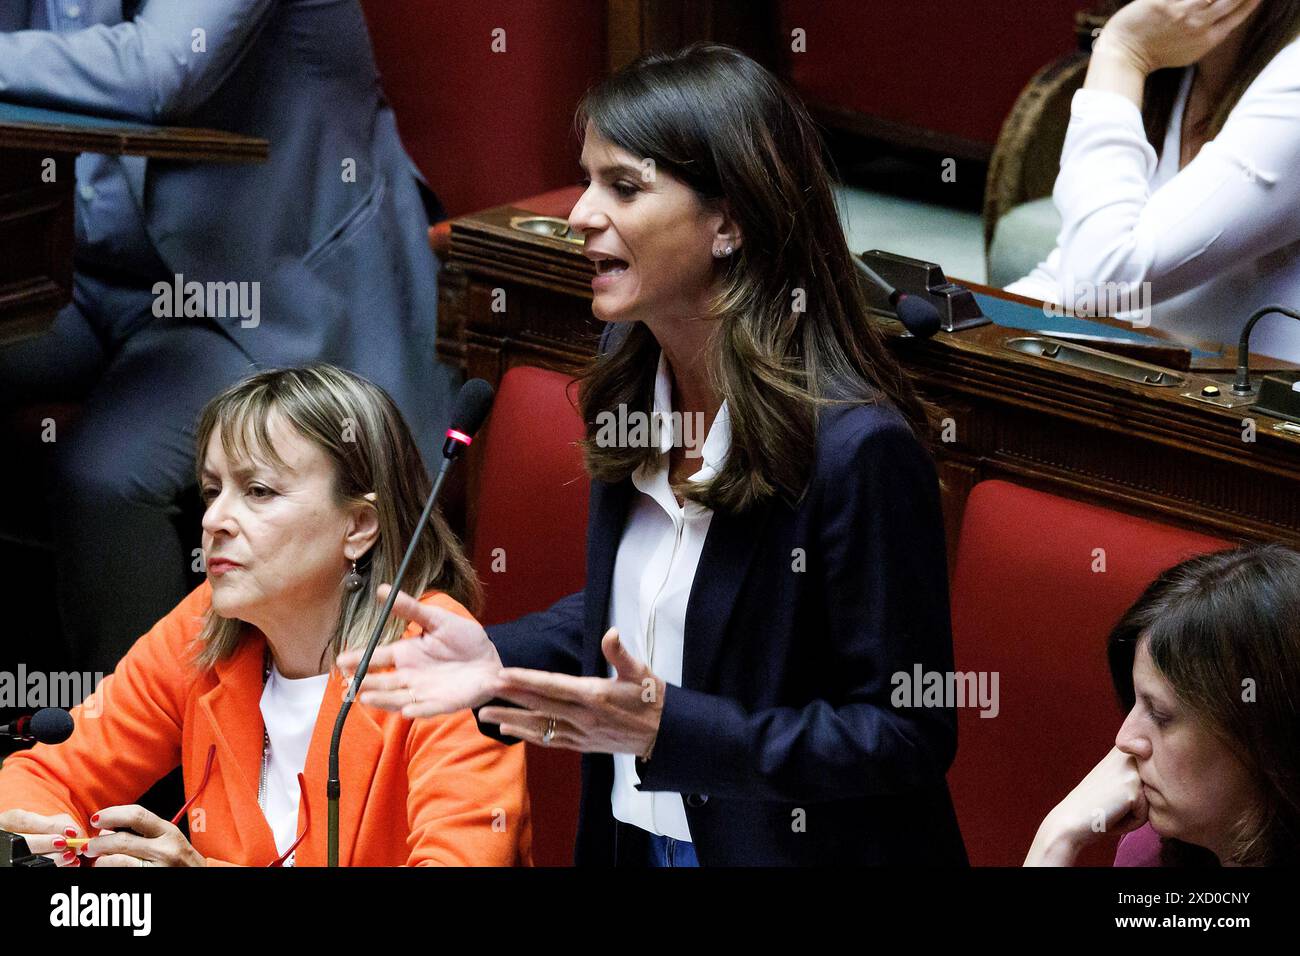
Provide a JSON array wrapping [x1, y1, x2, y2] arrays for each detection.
[[485, 388, 969, 866]]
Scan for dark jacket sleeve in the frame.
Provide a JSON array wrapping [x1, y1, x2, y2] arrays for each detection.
[[474, 590, 586, 743], [486, 590, 585, 674], [636, 407, 958, 802]]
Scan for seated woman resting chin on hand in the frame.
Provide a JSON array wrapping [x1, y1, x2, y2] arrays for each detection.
[[1007, 0, 1300, 359], [1026, 544, 1300, 867]]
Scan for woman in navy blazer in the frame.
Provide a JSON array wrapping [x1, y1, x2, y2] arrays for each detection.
[[342, 44, 968, 866]]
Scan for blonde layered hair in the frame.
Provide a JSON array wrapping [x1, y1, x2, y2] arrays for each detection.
[[191, 364, 481, 671]]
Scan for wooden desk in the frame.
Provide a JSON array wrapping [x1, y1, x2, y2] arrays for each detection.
[[440, 202, 1300, 556], [0, 102, 267, 344]]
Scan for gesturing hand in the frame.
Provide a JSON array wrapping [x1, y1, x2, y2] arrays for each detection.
[[479, 628, 666, 758], [336, 583, 503, 718], [1098, 0, 1264, 74]]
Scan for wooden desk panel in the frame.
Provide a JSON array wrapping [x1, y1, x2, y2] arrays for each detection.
[[0, 103, 269, 164], [0, 149, 74, 345], [441, 203, 1300, 557], [0, 104, 267, 344]]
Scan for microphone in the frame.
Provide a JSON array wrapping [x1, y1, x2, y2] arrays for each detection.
[[0, 709, 73, 745], [326, 378, 496, 867], [1231, 305, 1300, 396], [441, 377, 494, 459], [854, 256, 942, 339]]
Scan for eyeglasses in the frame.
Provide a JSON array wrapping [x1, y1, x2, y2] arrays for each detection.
[[172, 744, 310, 867]]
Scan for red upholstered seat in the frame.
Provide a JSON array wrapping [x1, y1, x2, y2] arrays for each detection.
[[947, 480, 1231, 866], [471, 364, 589, 865]]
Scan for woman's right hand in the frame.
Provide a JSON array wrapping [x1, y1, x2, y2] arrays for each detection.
[[1024, 747, 1149, 866], [336, 583, 502, 718], [0, 809, 85, 867], [1097, 0, 1264, 74]]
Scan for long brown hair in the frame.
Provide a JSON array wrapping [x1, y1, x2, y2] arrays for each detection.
[[192, 364, 481, 671], [575, 43, 931, 513], [1108, 544, 1300, 866], [1104, 1, 1300, 154]]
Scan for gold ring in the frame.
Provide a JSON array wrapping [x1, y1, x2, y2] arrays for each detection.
[[542, 717, 557, 745]]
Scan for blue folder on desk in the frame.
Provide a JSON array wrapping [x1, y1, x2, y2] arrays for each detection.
[[970, 291, 1224, 362], [0, 101, 156, 131]]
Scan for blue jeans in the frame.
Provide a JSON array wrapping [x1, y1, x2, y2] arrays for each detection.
[[645, 832, 699, 868]]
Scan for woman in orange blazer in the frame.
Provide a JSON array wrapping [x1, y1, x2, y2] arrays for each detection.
[[0, 364, 530, 867]]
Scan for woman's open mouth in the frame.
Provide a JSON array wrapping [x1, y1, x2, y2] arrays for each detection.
[[595, 257, 629, 277]]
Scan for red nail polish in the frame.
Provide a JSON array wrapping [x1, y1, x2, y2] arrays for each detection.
[[52, 838, 66, 849], [64, 827, 77, 837], [90, 813, 100, 825], [62, 850, 75, 862]]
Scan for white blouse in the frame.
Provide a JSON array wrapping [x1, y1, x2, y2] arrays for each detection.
[[1007, 36, 1300, 361], [607, 350, 731, 842], [258, 662, 329, 858]]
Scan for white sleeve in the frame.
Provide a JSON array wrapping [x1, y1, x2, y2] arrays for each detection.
[[1052, 39, 1300, 306], [1004, 247, 1065, 303]]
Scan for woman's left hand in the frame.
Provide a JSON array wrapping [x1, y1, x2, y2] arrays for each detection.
[[480, 628, 666, 757], [83, 805, 207, 867]]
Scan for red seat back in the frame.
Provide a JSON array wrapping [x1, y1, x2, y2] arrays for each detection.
[[947, 480, 1230, 865], [472, 365, 589, 865]]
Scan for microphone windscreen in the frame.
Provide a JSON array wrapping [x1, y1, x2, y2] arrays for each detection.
[[895, 294, 942, 340], [31, 708, 74, 745], [450, 378, 495, 439]]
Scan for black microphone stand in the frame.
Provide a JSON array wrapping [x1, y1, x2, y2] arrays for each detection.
[[1232, 306, 1300, 396], [327, 430, 474, 867]]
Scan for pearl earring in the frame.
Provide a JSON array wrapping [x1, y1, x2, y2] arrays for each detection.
[[343, 558, 365, 593]]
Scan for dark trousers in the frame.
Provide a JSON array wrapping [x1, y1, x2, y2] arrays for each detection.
[[0, 268, 256, 675]]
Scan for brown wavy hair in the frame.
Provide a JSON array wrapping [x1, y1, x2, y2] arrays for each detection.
[[1103, 0, 1300, 154], [574, 43, 932, 513], [191, 364, 481, 671], [1108, 544, 1300, 866]]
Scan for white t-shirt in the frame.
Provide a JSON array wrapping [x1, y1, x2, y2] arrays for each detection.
[[607, 350, 730, 842], [258, 662, 329, 857], [1007, 36, 1300, 360]]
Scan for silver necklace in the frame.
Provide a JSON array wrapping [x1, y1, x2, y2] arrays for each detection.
[[258, 647, 271, 811], [258, 648, 296, 866]]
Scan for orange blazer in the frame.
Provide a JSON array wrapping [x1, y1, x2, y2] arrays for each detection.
[[0, 582, 531, 866]]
